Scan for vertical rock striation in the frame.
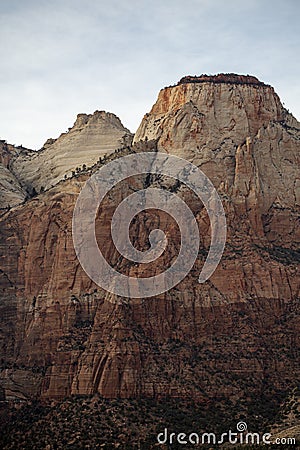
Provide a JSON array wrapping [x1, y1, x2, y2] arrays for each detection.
[[0, 75, 299, 404]]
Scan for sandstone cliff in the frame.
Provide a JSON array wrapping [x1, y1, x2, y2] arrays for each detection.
[[134, 73, 300, 245], [0, 141, 27, 209], [0, 75, 299, 413], [8, 111, 133, 194], [0, 164, 26, 209]]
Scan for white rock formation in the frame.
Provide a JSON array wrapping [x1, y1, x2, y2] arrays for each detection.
[[10, 110, 132, 192]]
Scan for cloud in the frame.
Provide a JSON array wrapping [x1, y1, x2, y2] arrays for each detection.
[[0, 0, 299, 148]]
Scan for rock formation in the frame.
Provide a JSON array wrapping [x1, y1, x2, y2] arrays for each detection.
[[5, 111, 133, 196], [0, 141, 27, 209], [0, 75, 299, 417]]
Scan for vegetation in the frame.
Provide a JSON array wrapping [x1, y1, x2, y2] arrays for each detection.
[[168, 74, 270, 88], [1, 393, 298, 449]]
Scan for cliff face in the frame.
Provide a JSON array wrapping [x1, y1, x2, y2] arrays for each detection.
[[0, 141, 27, 209], [0, 75, 299, 405], [134, 74, 300, 245], [134, 75, 283, 149], [0, 164, 26, 209]]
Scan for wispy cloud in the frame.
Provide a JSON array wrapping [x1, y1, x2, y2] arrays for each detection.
[[0, 0, 299, 148]]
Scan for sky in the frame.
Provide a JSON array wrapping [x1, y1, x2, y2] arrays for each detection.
[[0, 0, 299, 149]]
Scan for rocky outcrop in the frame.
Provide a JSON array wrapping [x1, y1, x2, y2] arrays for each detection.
[[0, 75, 299, 406], [0, 164, 26, 209], [0, 141, 28, 209], [177, 73, 269, 86], [134, 73, 300, 244], [9, 111, 133, 193], [134, 74, 284, 154]]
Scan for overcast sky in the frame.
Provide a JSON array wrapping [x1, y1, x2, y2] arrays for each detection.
[[0, 0, 299, 149]]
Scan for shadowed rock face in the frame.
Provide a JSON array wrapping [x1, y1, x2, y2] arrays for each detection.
[[0, 164, 26, 209], [0, 141, 27, 209], [0, 75, 299, 404]]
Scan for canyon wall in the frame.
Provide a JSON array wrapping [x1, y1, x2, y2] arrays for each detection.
[[0, 75, 299, 403]]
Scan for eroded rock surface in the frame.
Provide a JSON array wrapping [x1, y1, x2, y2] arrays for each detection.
[[0, 75, 299, 404], [9, 111, 133, 193]]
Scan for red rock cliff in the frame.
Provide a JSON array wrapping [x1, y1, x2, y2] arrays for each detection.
[[0, 75, 299, 403]]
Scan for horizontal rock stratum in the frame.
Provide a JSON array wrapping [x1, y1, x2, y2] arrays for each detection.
[[0, 74, 299, 409]]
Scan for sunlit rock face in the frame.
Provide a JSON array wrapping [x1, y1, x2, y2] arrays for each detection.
[[9, 110, 133, 194]]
